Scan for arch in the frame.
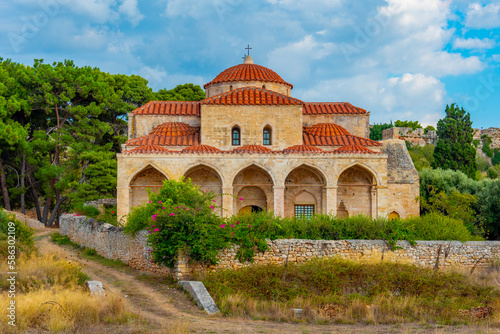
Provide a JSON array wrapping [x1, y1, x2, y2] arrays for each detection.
[[336, 162, 380, 186], [126, 161, 169, 185], [183, 162, 226, 185], [129, 165, 168, 209], [336, 165, 375, 218], [337, 200, 349, 218], [284, 165, 325, 217], [232, 125, 241, 146], [232, 165, 274, 214], [231, 162, 277, 187], [230, 85, 233, 91], [184, 164, 223, 215], [263, 125, 272, 146], [262, 84, 266, 89], [388, 211, 400, 220]]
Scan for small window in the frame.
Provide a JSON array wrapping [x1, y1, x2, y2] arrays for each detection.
[[295, 205, 314, 219], [263, 127, 272, 145], [232, 127, 240, 146], [262, 85, 266, 89], [230, 85, 233, 91]]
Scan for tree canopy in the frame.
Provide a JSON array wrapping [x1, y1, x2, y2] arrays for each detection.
[[431, 104, 477, 179]]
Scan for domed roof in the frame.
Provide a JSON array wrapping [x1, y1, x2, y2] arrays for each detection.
[[204, 61, 293, 89], [181, 144, 221, 153], [231, 145, 274, 154], [303, 123, 351, 137], [150, 122, 198, 137], [283, 145, 325, 154], [123, 145, 171, 154], [333, 145, 379, 154]]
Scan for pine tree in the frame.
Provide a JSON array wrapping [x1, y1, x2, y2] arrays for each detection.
[[432, 104, 477, 179]]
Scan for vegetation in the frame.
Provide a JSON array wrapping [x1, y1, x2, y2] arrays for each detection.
[[0, 57, 204, 226], [432, 104, 477, 179], [369, 122, 393, 140], [203, 258, 500, 325], [394, 120, 422, 130], [0, 209, 34, 256], [408, 144, 434, 171]]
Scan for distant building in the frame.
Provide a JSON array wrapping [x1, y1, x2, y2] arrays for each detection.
[[117, 55, 420, 220]]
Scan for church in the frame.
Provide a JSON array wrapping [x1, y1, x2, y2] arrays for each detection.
[[116, 55, 420, 220]]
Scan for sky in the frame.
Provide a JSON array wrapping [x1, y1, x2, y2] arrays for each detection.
[[0, 0, 499, 128]]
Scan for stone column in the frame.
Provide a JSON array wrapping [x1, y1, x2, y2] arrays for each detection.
[[116, 186, 130, 223], [325, 186, 337, 216], [273, 186, 285, 217], [371, 186, 378, 218], [222, 186, 234, 217]]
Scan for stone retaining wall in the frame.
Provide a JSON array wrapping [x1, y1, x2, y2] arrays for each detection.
[[59, 214, 500, 280], [7, 211, 45, 230]]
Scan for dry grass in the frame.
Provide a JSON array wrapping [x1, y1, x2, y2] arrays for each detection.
[[0, 288, 134, 333]]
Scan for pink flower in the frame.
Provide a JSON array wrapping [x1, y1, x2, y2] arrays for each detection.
[[162, 207, 165, 209], [230, 224, 235, 228], [149, 231, 153, 234], [146, 227, 149, 230], [152, 225, 155, 228], [148, 201, 151, 204], [210, 205, 215, 209], [170, 213, 175, 216], [213, 200, 217, 202], [220, 224, 226, 228], [154, 228, 159, 232], [232, 232, 235, 236], [239, 197, 243, 200], [159, 200, 162, 204], [111, 211, 115, 214], [236, 221, 239, 225], [248, 225, 252, 228]]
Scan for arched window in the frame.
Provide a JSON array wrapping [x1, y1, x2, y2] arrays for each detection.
[[230, 85, 233, 91], [232, 126, 241, 146], [262, 85, 266, 89], [263, 126, 272, 145]]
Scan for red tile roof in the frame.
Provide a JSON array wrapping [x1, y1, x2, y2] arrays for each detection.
[[304, 123, 351, 137], [231, 145, 274, 154], [202, 87, 302, 106], [181, 144, 221, 153], [303, 102, 367, 115], [126, 122, 200, 146], [333, 145, 380, 154], [132, 101, 201, 116], [204, 63, 293, 89], [283, 145, 325, 153], [303, 132, 382, 147], [122, 145, 171, 154]]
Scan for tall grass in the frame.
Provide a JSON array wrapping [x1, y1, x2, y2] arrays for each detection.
[[204, 258, 500, 325]]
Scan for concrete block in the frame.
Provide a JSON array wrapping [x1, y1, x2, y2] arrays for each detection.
[[85, 281, 105, 296], [178, 281, 219, 314]]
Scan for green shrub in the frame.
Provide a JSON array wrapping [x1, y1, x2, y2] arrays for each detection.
[[0, 210, 34, 257], [487, 166, 498, 179], [73, 203, 100, 218]]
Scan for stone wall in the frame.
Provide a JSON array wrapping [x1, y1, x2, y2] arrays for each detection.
[[382, 127, 437, 146], [6, 210, 45, 230], [60, 214, 500, 281]]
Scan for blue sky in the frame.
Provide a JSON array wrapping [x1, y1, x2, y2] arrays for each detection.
[[0, 0, 499, 128]]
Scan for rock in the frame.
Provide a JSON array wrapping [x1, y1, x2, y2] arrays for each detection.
[[178, 281, 220, 314], [85, 281, 105, 296]]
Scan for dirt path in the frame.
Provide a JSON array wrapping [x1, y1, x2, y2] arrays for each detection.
[[34, 230, 500, 334]]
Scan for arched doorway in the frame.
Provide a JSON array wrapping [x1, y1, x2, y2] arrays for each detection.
[[233, 165, 274, 214], [337, 165, 376, 217], [130, 166, 167, 208], [388, 211, 400, 220], [184, 165, 223, 215], [238, 205, 264, 215], [284, 165, 325, 217]]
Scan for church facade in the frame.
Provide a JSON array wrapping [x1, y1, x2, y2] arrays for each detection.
[[116, 56, 419, 220]]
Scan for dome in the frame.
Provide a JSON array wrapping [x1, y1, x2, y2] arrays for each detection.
[[333, 145, 379, 154], [150, 122, 198, 137], [204, 62, 293, 89], [181, 144, 221, 153], [283, 145, 325, 153], [303, 123, 351, 137]]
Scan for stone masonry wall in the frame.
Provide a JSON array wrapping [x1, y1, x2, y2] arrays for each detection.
[[60, 214, 500, 280]]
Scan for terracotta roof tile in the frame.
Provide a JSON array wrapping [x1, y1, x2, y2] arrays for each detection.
[[303, 130, 382, 147], [126, 122, 200, 146], [303, 102, 367, 115], [204, 63, 292, 89], [181, 144, 221, 153], [304, 123, 351, 137], [122, 145, 171, 154], [333, 145, 380, 154], [231, 145, 274, 154], [282, 145, 325, 153], [202, 87, 303, 106], [132, 101, 200, 116]]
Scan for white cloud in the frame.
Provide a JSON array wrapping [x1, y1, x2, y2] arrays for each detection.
[[465, 3, 500, 29], [453, 37, 495, 49], [138, 66, 205, 90], [297, 72, 445, 126], [492, 54, 500, 62], [266, 35, 336, 81], [118, 0, 144, 26], [69, 0, 118, 24]]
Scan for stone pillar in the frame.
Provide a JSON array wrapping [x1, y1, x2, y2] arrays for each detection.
[[222, 186, 234, 217], [325, 186, 337, 216], [273, 186, 285, 217], [116, 186, 130, 223], [371, 186, 378, 218]]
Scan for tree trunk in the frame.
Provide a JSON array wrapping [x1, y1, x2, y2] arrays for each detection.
[[21, 153, 26, 214], [42, 196, 52, 226], [0, 156, 11, 211], [30, 187, 42, 221], [47, 195, 67, 227]]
